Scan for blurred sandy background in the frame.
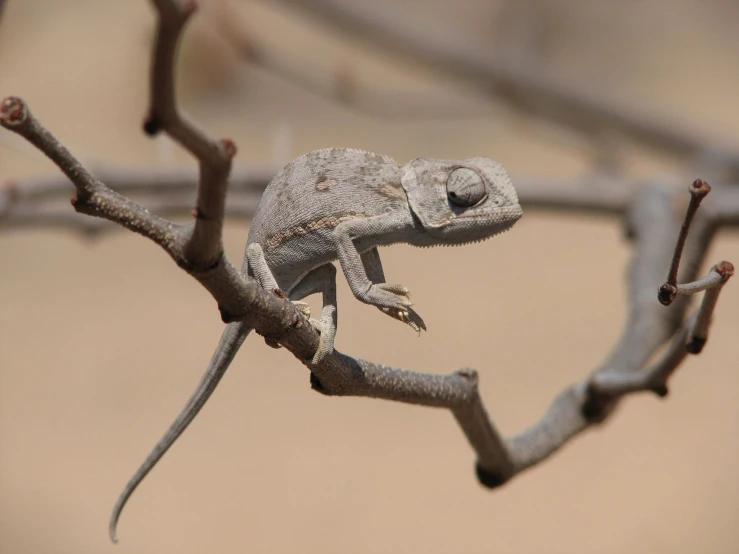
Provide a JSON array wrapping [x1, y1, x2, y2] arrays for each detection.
[[1, 1, 738, 553]]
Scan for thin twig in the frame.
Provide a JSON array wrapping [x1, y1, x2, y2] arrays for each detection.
[[146, 0, 236, 267], [659, 178, 712, 305], [687, 260, 734, 353]]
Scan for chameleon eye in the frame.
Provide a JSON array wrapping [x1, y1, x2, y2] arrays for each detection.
[[446, 168, 488, 207]]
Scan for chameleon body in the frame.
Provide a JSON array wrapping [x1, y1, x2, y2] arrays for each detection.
[[110, 148, 522, 541]]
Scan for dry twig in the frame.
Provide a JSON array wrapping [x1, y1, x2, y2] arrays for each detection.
[[0, 0, 734, 543]]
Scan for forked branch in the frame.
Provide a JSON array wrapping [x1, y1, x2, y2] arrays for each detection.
[[0, 0, 734, 544]]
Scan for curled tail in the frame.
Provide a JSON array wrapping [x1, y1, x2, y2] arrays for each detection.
[[109, 321, 252, 543]]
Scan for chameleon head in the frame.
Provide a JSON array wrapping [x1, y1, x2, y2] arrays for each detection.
[[400, 157, 522, 244]]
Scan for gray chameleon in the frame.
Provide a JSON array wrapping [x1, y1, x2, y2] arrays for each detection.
[[109, 148, 522, 541]]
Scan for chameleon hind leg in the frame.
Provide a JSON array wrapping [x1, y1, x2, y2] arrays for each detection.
[[246, 243, 337, 363], [288, 264, 338, 364]]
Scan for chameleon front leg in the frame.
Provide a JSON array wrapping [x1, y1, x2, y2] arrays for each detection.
[[334, 216, 425, 333]]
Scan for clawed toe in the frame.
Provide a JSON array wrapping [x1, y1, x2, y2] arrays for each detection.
[[292, 301, 311, 319], [381, 305, 426, 335]]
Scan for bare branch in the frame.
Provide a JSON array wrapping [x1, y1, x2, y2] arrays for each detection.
[[146, 0, 236, 267], [1, 0, 734, 541], [658, 179, 713, 305], [274, 0, 739, 177], [507, 182, 726, 476], [687, 261, 734, 353]]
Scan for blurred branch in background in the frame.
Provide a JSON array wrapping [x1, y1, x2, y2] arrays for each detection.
[[270, 0, 739, 181]]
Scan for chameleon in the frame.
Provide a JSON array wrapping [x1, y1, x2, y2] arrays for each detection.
[[109, 148, 522, 541]]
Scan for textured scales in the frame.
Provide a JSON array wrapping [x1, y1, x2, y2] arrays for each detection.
[[109, 148, 522, 541]]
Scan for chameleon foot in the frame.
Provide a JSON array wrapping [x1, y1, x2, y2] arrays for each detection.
[[364, 282, 413, 311], [381, 305, 426, 335], [308, 314, 337, 364], [264, 301, 312, 349], [292, 300, 311, 319]]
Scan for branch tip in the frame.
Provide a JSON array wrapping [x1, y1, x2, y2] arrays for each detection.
[[0, 96, 27, 126], [715, 260, 734, 279], [689, 178, 711, 198]]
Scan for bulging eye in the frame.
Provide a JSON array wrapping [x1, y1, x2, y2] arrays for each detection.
[[446, 168, 488, 207]]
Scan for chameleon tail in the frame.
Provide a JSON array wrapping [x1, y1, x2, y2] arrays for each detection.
[[109, 320, 252, 543]]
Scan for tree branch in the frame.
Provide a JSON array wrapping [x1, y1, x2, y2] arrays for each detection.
[[146, 0, 237, 267], [1, 0, 734, 542]]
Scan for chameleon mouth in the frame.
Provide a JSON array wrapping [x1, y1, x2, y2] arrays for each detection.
[[427, 205, 523, 229], [457, 205, 523, 220]]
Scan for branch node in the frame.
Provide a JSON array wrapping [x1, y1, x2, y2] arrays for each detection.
[[0, 96, 27, 126], [658, 283, 678, 306], [455, 367, 479, 385], [686, 336, 707, 355], [582, 382, 615, 422], [475, 462, 508, 489], [650, 384, 669, 398], [310, 371, 331, 395], [218, 305, 243, 324], [143, 114, 163, 137], [263, 337, 282, 349], [219, 138, 238, 159]]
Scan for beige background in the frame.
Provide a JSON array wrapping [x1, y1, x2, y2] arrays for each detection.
[[1, 1, 738, 553]]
